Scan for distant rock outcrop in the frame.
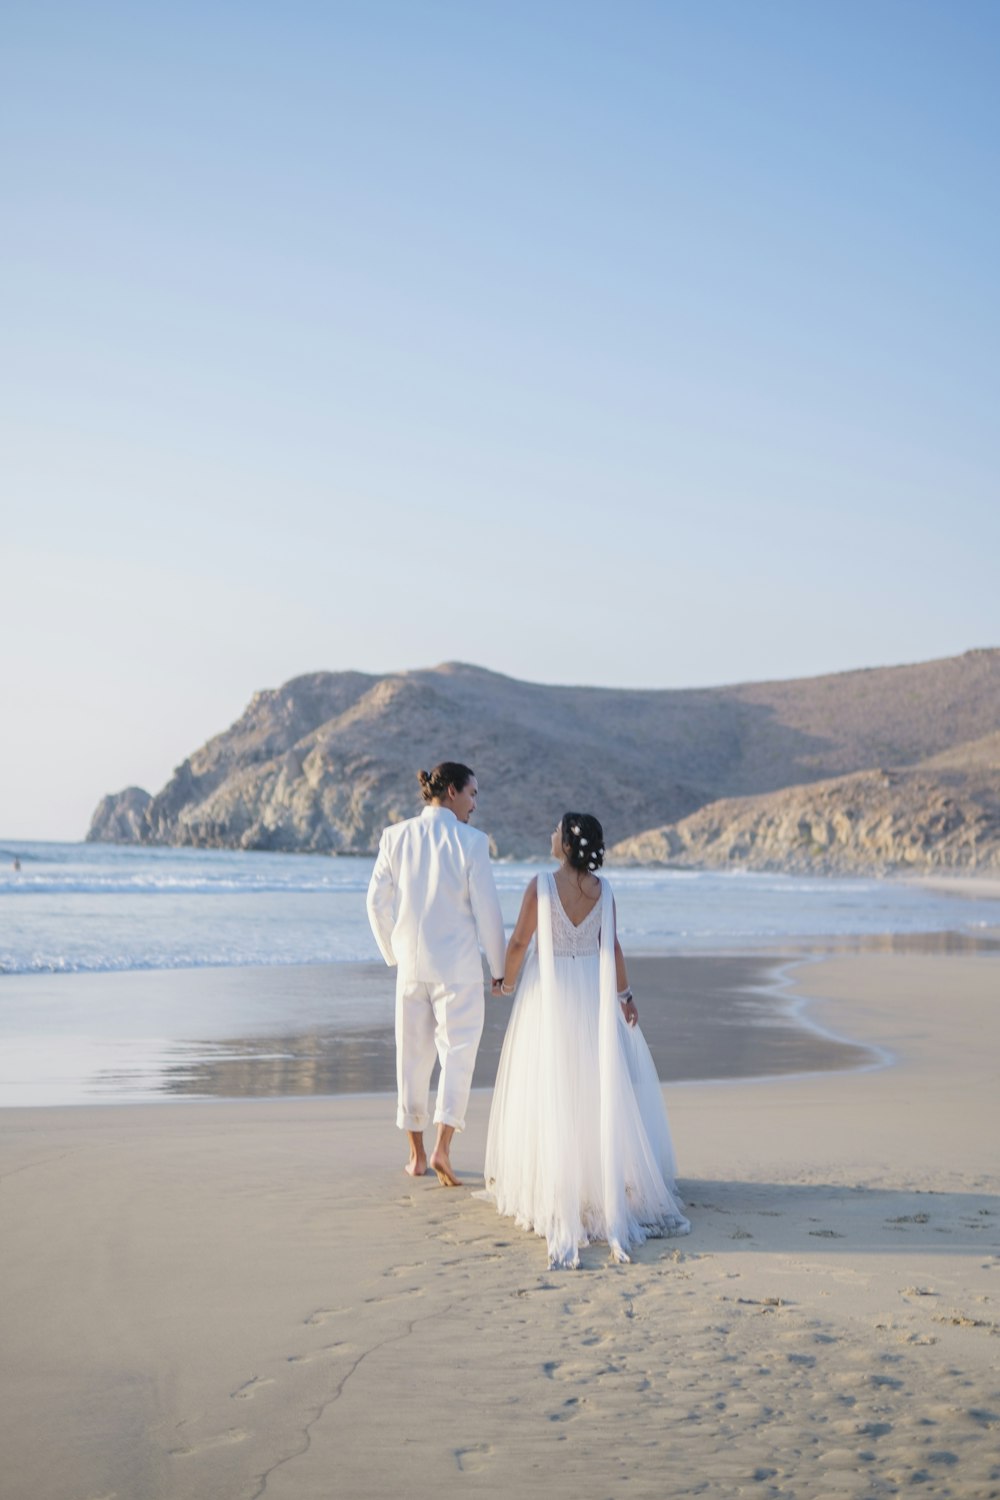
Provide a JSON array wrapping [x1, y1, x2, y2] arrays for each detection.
[[610, 737, 1000, 874], [87, 786, 153, 844], [87, 650, 1000, 865]]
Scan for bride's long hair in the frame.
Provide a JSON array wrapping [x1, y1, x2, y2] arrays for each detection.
[[560, 813, 606, 873]]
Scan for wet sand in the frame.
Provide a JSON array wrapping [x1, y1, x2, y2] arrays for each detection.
[[0, 951, 883, 1107]]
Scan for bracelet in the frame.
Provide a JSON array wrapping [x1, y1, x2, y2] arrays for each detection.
[[617, 988, 634, 1003], [501, 980, 516, 995]]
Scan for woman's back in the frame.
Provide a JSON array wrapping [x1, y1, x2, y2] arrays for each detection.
[[551, 866, 601, 925], [549, 872, 603, 958]]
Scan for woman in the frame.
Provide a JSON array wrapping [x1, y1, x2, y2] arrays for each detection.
[[481, 813, 689, 1268]]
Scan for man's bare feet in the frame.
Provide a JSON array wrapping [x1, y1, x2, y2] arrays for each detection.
[[428, 1148, 461, 1187], [429, 1123, 461, 1186], [404, 1130, 427, 1177]]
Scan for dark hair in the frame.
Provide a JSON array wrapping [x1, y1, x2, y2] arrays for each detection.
[[417, 761, 475, 802], [560, 812, 605, 872]]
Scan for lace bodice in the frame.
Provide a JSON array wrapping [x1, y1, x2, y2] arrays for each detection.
[[548, 878, 602, 958]]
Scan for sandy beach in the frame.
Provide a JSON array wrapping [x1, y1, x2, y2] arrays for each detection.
[[1, 949, 998, 1499]]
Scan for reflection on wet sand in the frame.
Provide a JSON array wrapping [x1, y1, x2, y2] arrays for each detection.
[[116, 1029, 400, 1100], [85, 929, 1000, 1102]]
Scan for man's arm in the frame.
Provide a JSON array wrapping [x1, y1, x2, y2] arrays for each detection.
[[468, 837, 507, 981], [366, 833, 398, 967]]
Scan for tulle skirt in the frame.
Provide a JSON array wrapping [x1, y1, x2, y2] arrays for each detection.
[[481, 950, 690, 1268]]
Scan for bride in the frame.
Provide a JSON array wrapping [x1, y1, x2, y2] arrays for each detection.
[[481, 813, 690, 1268]]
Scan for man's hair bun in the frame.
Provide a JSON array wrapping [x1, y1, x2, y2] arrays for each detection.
[[417, 762, 475, 802]]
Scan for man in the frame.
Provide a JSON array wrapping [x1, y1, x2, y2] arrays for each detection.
[[367, 761, 506, 1186]]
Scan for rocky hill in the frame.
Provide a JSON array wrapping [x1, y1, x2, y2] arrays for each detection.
[[87, 650, 1000, 865], [609, 739, 1000, 873]]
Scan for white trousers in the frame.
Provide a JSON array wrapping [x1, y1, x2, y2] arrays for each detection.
[[395, 975, 485, 1133]]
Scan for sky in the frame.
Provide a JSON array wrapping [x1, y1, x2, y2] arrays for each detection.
[[2, 1, 998, 840]]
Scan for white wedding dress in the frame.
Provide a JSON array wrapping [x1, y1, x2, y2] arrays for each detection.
[[481, 872, 690, 1268]]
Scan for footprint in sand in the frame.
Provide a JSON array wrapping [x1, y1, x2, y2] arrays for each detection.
[[548, 1397, 583, 1423], [454, 1444, 494, 1473], [304, 1307, 348, 1326], [169, 1429, 248, 1458], [579, 1330, 615, 1348], [856, 1421, 893, 1439], [933, 1312, 998, 1330], [363, 1288, 424, 1306], [287, 1342, 349, 1366], [231, 1375, 275, 1401]]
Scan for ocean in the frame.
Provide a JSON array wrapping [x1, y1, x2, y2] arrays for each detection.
[[4, 840, 999, 976]]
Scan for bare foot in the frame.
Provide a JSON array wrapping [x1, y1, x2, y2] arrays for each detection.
[[428, 1149, 461, 1187], [405, 1151, 427, 1177]]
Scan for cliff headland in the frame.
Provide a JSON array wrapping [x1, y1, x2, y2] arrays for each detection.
[[88, 649, 1000, 872]]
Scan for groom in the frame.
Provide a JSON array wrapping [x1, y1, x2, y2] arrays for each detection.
[[366, 761, 506, 1186]]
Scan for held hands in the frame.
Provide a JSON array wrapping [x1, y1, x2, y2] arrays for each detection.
[[619, 990, 638, 1027], [491, 978, 504, 996]]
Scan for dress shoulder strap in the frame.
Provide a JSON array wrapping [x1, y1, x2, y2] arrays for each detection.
[[536, 871, 556, 993]]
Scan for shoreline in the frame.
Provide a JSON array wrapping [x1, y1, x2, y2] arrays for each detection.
[[0, 938, 966, 1114], [0, 947, 883, 1108], [3, 927, 998, 1108]]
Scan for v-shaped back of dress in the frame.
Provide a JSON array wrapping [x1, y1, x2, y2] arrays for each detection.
[[547, 874, 602, 958]]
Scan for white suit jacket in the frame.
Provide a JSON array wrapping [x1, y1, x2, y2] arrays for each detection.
[[366, 807, 506, 984]]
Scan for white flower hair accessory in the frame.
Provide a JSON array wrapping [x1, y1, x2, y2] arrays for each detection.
[[579, 837, 588, 846]]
